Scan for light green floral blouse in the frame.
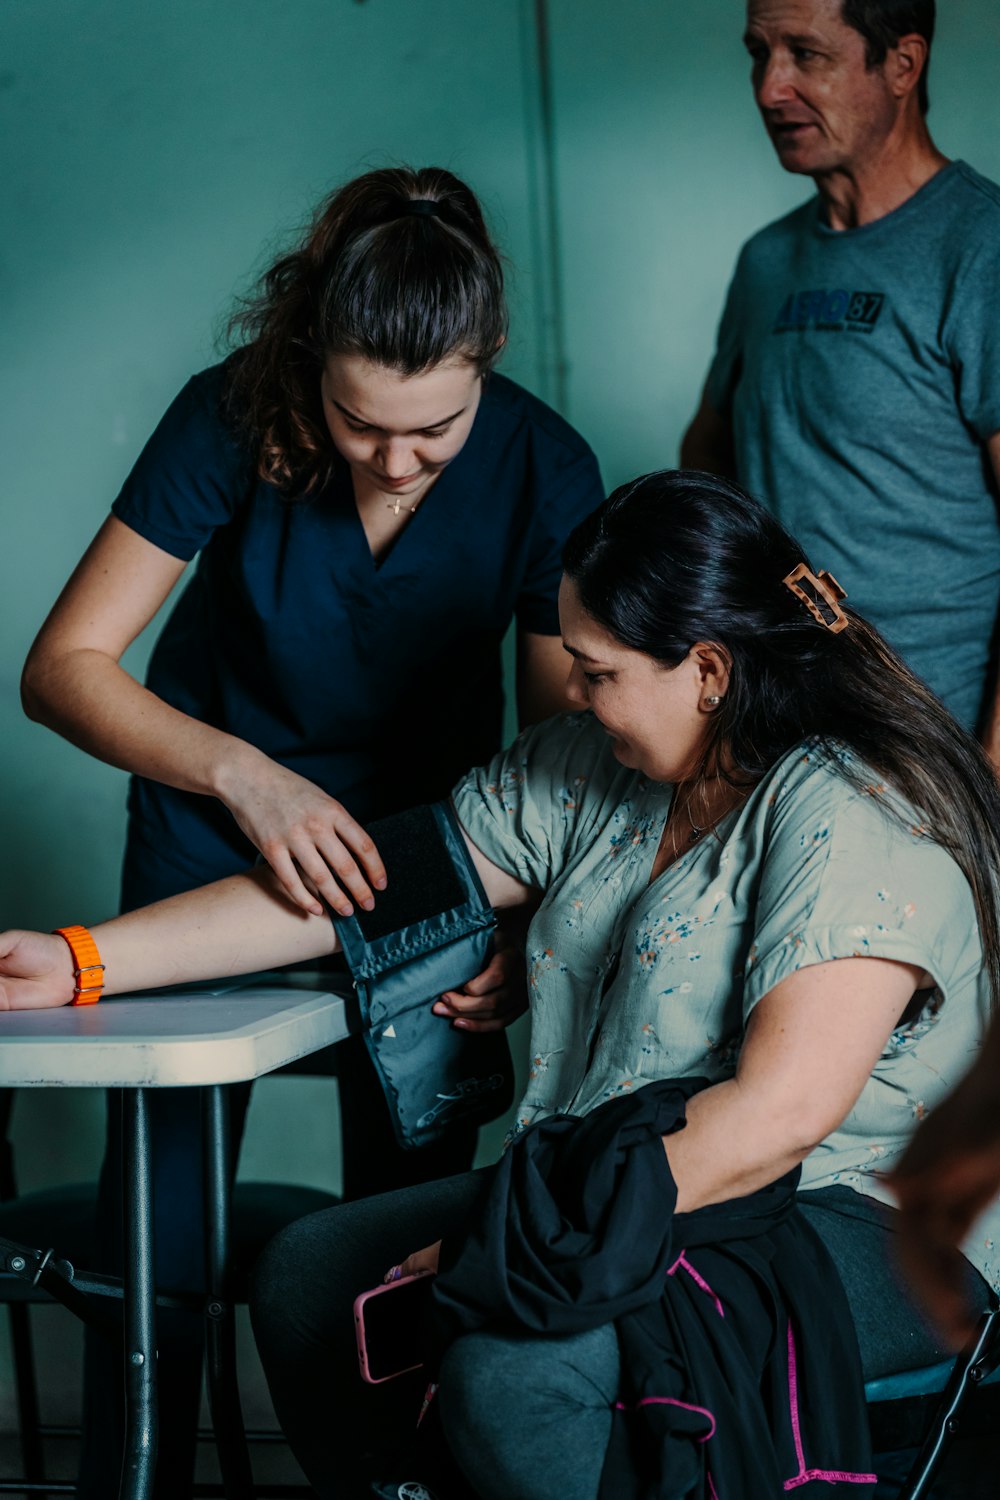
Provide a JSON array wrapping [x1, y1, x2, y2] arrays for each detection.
[[452, 711, 1000, 1289]]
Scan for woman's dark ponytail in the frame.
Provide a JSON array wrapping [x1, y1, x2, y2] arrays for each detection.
[[225, 166, 507, 495]]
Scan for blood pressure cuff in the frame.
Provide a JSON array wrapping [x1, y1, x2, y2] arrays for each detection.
[[332, 801, 514, 1151]]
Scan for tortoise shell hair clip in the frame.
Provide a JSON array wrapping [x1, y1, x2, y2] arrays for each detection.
[[782, 562, 849, 634]]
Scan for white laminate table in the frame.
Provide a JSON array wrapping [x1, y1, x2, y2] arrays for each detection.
[[0, 980, 356, 1500]]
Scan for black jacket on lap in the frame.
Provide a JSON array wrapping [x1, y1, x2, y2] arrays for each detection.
[[431, 1080, 875, 1500]]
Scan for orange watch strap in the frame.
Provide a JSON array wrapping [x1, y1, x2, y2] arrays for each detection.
[[52, 925, 105, 1006]]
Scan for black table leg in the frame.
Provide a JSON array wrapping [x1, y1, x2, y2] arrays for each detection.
[[203, 1085, 254, 1498], [120, 1088, 158, 1500]]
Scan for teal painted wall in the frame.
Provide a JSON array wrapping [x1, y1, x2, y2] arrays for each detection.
[[0, 0, 550, 1435], [2, 0, 1000, 1441]]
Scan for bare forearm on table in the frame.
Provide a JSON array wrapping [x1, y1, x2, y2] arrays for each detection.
[[93, 826, 531, 998], [91, 867, 339, 995]]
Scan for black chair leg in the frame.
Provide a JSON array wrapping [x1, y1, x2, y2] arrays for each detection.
[[896, 1306, 1000, 1500], [9, 1301, 45, 1488], [0, 1089, 47, 1494], [203, 1086, 254, 1500]]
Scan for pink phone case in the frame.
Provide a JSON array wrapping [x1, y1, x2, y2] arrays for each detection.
[[353, 1272, 433, 1385]]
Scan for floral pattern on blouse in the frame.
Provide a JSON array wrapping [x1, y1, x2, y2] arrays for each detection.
[[453, 713, 996, 1289]]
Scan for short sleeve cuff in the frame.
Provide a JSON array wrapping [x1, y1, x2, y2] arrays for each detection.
[[743, 924, 940, 1016], [451, 778, 547, 889], [110, 498, 201, 562], [971, 408, 1000, 444]]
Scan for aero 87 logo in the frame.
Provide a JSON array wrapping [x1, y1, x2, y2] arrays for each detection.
[[773, 289, 885, 334]]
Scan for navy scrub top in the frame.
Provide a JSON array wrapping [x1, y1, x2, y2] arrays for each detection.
[[111, 361, 604, 902]]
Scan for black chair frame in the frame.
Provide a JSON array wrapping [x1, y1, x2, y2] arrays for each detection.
[[876, 1302, 1000, 1500], [0, 1086, 330, 1499]]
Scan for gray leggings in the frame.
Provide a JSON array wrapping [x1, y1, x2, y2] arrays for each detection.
[[249, 1175, 991, 1500]]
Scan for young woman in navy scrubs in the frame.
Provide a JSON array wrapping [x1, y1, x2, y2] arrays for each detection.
[[22, 164, 603, 1497]]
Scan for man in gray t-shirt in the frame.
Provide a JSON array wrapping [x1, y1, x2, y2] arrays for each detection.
[[682, 0, 1000, 741]]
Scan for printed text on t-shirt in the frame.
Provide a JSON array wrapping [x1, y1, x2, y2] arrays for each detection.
[[773, 290, 886, 334]]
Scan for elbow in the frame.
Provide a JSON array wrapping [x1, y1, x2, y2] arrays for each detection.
[[20, 647, 58, 724], [790, 1113, 840, 1165], [769, 1095, 841, 1168], [20, 659, 45, 722]]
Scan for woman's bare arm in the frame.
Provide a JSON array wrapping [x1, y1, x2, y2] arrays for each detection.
[[21, 516, 385, 916], [666, 956, 925, 1212], [0, 866, 338, 1011], [23, 516, 221, 790], [457, 823, 536, 910], [0, 825, 530, 1011]]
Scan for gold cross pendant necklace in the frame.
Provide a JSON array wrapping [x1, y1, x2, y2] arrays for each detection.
[[386, 496, 419, 516]]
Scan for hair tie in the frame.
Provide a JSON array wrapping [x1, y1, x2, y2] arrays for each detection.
[[782, 562, 848, 634], [399, 198, 441, 219]]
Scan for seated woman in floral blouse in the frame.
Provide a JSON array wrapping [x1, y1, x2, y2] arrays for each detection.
[[3, 471, 999, 1499]]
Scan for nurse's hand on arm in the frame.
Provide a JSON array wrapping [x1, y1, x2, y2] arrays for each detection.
[[664, 956, 926, 1212], [21, 516, 386, 919], [679, 382, 737, 479], [885, 1019, 1000, 1348], [975, 432, 1000, 777]]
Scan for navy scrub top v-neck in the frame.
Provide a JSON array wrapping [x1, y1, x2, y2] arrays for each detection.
[[111, 360, 605, 903]]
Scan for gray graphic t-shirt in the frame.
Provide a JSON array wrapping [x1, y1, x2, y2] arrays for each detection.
[[707, 161, 1000, 729]]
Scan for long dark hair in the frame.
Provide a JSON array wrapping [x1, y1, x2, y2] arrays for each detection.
[[225, 166, 507, 496], [563, 470, 1000, 1007]]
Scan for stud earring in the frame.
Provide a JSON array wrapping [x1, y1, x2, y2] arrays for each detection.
[[703, 695, 722, 709]]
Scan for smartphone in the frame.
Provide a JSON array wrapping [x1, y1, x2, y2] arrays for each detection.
[[354, 1272, 436, 1384]]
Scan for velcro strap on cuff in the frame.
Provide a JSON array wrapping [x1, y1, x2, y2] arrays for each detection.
[[330, 802, 510, 1150], [333, 802, 496, 1010]]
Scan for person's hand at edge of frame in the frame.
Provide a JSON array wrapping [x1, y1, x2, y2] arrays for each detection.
[[396, 1241, 442, 1279], [886, 1059, 1000, 1349], [0, 931, 76, 1011], [433, 926, 528, 1034]]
